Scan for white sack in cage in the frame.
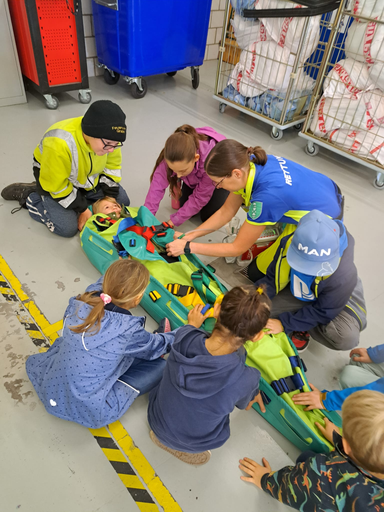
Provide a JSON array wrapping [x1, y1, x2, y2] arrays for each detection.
[[228, 40, 294, 97], [364, 88, 384, 125], [323, 58, 373, 98], [254, 0, 321, 61], [344, 20, 384, 66], [231, 14, 270, 50], [329, 126, 384, 164], [349, 0, 384, 21], [310, 95, 369, 136], [368, 61, 384, 91]]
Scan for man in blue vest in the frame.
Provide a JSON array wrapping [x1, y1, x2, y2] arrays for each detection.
[[255, 210, 366, 352]]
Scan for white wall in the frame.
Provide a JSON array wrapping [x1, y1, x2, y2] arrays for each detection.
[[81, 0, 226, 77]]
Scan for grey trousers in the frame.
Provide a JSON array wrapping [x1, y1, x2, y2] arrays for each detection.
[[339, 357, 384, 389], [271, 287, 360, 351]]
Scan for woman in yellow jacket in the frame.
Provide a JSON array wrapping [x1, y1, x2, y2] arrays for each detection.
[[1, 100, 129, 238]]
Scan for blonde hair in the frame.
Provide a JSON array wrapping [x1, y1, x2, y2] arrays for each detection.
[[70, 259, 150, 335], [93, 196, 121, 215], [342, 390, 384, 473]]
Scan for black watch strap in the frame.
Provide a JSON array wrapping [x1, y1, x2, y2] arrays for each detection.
[[184, 241, 192, 255]]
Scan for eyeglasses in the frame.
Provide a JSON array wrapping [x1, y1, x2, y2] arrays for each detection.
[[213, 174, 230, 189], [101, 138, 123, 150]]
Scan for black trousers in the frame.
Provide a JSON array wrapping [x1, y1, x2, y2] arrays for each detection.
[[180, 183, 229, 223]]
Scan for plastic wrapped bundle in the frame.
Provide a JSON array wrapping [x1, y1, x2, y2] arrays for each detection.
[[255, 0, 322, 61], [349, 0, 384, 20], [344, 20, 384, 66], [323, 58, 373, 99]]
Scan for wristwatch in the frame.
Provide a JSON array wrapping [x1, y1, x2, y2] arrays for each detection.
[[184, 241, 192, 255]]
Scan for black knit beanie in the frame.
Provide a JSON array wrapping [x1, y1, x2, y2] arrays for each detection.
[[81, 100, 126, 142]]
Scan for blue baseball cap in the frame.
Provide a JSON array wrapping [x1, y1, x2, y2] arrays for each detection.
[[287, 210, 340, 277]]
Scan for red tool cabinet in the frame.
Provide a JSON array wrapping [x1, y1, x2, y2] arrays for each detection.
[[8, 0, 91, 109]]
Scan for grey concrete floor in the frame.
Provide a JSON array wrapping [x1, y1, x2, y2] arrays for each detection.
[[1, 60, 383, 512]]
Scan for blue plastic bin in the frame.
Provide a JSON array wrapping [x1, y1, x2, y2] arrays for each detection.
[[92, 0, 212, 98]]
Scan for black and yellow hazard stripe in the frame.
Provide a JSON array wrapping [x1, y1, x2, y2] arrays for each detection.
[[91, 427, 158, 511], [0, 271, 50, 349], [0, 254, 181, 512]]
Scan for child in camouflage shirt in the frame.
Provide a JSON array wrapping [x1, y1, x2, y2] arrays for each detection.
[[239, 390, 384, 512]]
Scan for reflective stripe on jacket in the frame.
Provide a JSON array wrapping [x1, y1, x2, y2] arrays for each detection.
[[256, 230, 367, 333], [33, 117, 122, 211]]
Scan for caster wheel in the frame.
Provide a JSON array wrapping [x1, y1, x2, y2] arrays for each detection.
[[45, 95, 59, 110], [131, 79, 147, 99], [219, 103, 226, 113], [304, 143, 319, 156], [78, 91, 92, 104], [167, 71, 177, 77], [294, 123, 303, 131], [270, 127, 283, 140], [191, 68, 199, 89], [373, 176, 384, 190], [103, 68, 120, 85]]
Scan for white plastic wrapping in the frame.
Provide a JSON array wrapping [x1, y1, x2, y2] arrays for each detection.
[[368, 61, 384, 91], [349, 0, 384, 21], [255, 0, 322, 61], [310, 95, 369, 135], [323, 58, 373, 98], [231, 14, 270, 50], [344, 20, 384, 66]]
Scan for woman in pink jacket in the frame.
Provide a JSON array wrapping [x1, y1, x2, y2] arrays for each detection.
[[144, 125, 228, 227]]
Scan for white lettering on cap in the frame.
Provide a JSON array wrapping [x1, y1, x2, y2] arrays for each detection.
[[298, 243, 331, 257]]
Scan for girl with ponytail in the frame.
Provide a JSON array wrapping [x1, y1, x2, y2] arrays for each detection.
[[26, 259, 179, 429], [144, 125, 229, 227], [148, 285, 271, 466], [166, 139, 344, 282]]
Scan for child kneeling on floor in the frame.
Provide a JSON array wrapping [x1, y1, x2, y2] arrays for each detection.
[[26, 259, 177, 429], [147, 285, 271, 466], [239, 390, 384, 511]]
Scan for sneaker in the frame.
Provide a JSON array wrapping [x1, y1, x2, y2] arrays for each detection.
[[153, 318, 171, 334], [1, 182, 36, 207], [291, 331, 310, 352], [149, 431, 211, 466]]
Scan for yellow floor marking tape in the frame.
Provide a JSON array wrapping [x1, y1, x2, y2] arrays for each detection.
[[109, 422, 182, 512], [0, 254, 182, 512]]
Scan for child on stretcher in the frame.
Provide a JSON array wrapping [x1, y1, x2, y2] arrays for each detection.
[[92, 196, 129, 219]]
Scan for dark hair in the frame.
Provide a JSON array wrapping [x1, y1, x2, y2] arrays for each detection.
[[213, 284, 271, 348], [204, 139, 267, 178], [150, 125, 208, 194], [70, 260, 149, 335]]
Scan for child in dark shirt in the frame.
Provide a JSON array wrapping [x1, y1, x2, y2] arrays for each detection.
[[239, 390, 384, 512], [148, 285, 271, 466]]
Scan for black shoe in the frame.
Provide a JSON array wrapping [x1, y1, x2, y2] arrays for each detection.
[[291, 331, 310, 352], [1, 182, 36, 209]]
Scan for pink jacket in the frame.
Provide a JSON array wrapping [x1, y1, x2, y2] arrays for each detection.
[[144, 127, 226, 226]]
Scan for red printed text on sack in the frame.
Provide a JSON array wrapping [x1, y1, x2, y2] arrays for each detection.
[[333, 63, 361, 98], [318, 97, 327, 134], [363, 22, 376, 67]]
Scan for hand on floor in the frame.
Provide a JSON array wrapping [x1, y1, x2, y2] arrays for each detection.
[[292, 383, 324, 411], [239, 457, 272, 489]]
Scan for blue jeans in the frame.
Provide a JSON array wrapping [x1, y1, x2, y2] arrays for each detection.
[[26, 185, 130, 238], [119, 358, 166, 395]]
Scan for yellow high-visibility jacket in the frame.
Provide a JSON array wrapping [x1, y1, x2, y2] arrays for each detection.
[[33, 117, 122, 212]]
